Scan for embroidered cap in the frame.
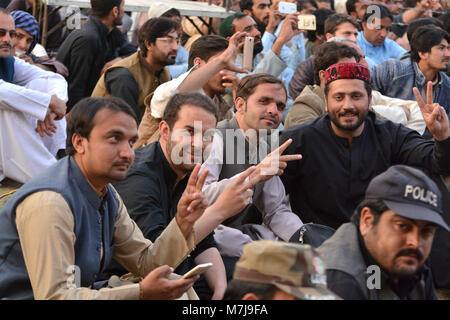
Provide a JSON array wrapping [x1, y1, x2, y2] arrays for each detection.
[[324, 62, 371, 86], [365, 165, 449, 231]]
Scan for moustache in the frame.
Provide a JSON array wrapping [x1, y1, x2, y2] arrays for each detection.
[[395, 248, 424, 262], [113, 160, 131, 167], [0, 43, 11, 49]]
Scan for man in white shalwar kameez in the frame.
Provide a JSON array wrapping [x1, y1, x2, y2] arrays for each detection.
[[0, 9, 67, 184]]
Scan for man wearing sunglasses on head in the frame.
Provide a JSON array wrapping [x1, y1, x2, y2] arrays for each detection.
[[92, 17, 179, 123]]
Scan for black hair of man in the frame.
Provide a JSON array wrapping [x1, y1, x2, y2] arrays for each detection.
[[161, 8, 181, 19], [406, 18, 444, 43], [223, 279, 278, 300], [306, 8, 335, 42], [188, 35, 229, 69], [66, 96, 138, 156], [410, 25, 450, 63], [138, 17, 179, 58], [350, 198, 389, 227], [324, 13, 361, 35], [362, 4, 392, 23], [437, 12, 450, 34], [345, 0, 359, 16], [297, 0, 319, 12], [162, 92, 219, 129], [313, 41, 361, 84], [239, 0, 254, 12], [90, 0, 122, 19]]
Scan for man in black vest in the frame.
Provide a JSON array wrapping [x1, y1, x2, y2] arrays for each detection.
[[318, 165, 450, 299], [200, 73, 303, 264]]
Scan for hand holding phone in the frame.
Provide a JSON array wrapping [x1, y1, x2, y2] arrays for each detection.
[[182, 263, 213, 279], [243, 36, 254, 72], [297, 14, 316, 30]]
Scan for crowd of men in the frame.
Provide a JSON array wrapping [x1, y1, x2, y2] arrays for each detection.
[[0, 0, 449, 300]]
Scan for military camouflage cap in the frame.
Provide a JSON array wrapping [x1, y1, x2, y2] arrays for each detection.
[[234, 240, 341, 300]]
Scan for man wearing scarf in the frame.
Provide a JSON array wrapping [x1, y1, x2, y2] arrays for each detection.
[[0, 8, 67, 184], [11, 10, 68, 77]]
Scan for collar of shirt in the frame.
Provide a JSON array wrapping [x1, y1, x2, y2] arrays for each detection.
[[90, 16, 114, 39], [155, 142, 190, 192], [357, 227, 424, 299], [69, 156, 108, 207]]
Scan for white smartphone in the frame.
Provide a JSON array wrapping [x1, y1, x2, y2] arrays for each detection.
[[182, 263, 213, 279], [298, 14, 316, 30], [278, 1, 297, 14], [243, 36, 254, 72]]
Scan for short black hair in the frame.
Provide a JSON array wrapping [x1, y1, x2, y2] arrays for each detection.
[[66, 97, 138, 156], [345, 0, 359, 15], [406, 18, 444, 43], [297, 0, 318, 12], [324, 13, 360, 35], [313, 41, 361, 84], [306, 8, 335, 42], [223, 279, 278, 300], [161, 8, 181, 19], [236, 73, 287, 102], [90, 0, 122, 18], [188, 35, 229, 69], [162, 93, 218, 129], [138, 17, 179, 58], [362, 4, 393, 23], [410, 25, 450, 63], [239, 0, 254, 12], [437, 12, 450, 34], [351, 198, 390, 228]]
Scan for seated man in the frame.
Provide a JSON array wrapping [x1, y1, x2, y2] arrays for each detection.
[[56, 0, 136, 111], [0, 9, 67, 184], [319, 165, 449, 299], [112, 92, 256, 300], [223, 240, 340, 300], [284, 40, 427, 135], [92, 17, 178, 122], [134, 33, 243, 149], [0, 96, 206, 299], [371, 26, 450, 115], [356, 4, 406, 65], [281, 62, 450, 230], [200, 73, 303, 261], [11, 10, 68, 77]]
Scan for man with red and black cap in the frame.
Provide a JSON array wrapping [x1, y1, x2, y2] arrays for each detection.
[[280, 62, 450, 230], [318, 165, 449, 299]]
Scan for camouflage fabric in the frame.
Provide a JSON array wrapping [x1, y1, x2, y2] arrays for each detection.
[[234, 240, 341, 300]]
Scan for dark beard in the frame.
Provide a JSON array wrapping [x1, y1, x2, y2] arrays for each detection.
[[253, 41, 263, 56], [329, 108, 368, 132]]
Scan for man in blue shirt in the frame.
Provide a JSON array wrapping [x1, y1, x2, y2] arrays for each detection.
[[357, 4, 406, 65]]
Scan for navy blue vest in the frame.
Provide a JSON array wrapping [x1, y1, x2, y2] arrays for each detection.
[[0, 157, 118, 299]]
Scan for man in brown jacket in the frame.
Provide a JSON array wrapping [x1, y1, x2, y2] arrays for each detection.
[[92, 17, 178, 122]]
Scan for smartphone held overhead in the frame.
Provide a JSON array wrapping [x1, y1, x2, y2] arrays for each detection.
[[298, 15, 316, 30]]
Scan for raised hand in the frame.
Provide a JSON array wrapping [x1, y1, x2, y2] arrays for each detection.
[[250, 138, 302, 185], [48, 94, 67, 120], [210, 166, 256, 220], [413, 81, 449, 141], [218, 31, 250, 74], [175, 164, 210, 239], [139, 265, 199, 300]]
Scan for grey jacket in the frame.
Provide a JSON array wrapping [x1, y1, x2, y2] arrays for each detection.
[[371, 57, 450, 114]]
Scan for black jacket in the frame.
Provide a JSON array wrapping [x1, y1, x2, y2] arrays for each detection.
[[56, 17, 136, 111], [112, 142, 217, 276], [280, 112, 450, 229]]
